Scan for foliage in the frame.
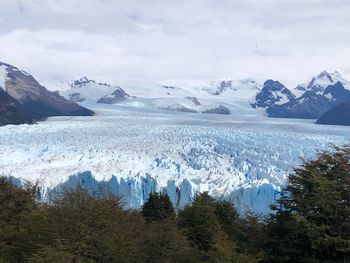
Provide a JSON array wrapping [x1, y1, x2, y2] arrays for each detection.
[[141, 192, 175, 222], [178, 192, 257, 262], [266, 146, 350, 262], [0, 146, 349, 262]]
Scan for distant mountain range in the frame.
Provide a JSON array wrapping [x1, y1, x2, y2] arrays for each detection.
[[252, 71, 350, 123], [1, 61, 349, 126], [62, 71, 350, 125], [0, 62, 94, 126], [61, 77, 260, 115]]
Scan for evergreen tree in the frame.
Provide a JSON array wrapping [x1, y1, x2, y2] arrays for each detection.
[[141, 192, 175, 222], [178, 192, 249, 262], [142, 220, 200, 263], [264, 201, 313, 262], [213, 199, 239, 239], [32, 186, 144, 262], [0, 177, 37, 262], [266, 146, 350, 262], [141, 192, 198, 262]]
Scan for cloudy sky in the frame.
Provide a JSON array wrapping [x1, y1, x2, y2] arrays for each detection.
[[0, 0, 350, 88]]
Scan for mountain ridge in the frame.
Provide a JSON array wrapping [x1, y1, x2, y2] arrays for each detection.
[[0, 62, 94, 126]]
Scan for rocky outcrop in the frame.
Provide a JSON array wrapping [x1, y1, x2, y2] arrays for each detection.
[[97, 87, 130, 104], [160, 105, 198, 113], [186, 96, 201, 106], [203, 105, 231, 114]]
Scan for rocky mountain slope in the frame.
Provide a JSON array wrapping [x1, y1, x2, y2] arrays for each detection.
[[317, 101, 350, 126], [0, 62, 94, 126], [0, 88, 32, 126]]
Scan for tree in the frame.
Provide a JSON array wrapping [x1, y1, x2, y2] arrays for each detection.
[[141, 192, 198, 262], [0, 177, 38, 262], [33, 186, 144, 262], [141, 192, 175, 222], [264, 200, 313, 263], [213, 199, 239, 239], [266, 146, 350, 262], [178, 192, 250, 262], [142, 220, 199, 263]]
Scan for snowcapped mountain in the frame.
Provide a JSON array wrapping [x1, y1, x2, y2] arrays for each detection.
[[200, 79, 261, 96], [296, 71, 349, 94], [251, 80, 295, 108], [253, 71, 350, 119], [61, 71, 350, 121], [0, 62, 94, 126], [61, 77, 262, 116], [65, 77, 131, 104]]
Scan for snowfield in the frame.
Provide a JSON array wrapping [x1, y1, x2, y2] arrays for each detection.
[[0, 106, 349, 213]]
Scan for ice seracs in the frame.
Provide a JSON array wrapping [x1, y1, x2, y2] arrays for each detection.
[[0, 110, 348, 214]]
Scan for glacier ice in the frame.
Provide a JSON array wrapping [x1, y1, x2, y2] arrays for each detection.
[[0, 109, 349, 214]]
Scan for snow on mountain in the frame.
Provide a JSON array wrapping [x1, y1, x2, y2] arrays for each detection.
[[254, 71, 350, 120], [64, 77, 121, 103], [0, 64, 8, 90], [199, 79, 261, 97], [296, 71, 350, 94], [0, 109, 348, 213], [60, 77, 264, 116], [251, 80, 295, 108]]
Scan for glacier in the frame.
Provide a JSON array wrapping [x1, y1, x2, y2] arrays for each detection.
[[0, 107, 349, 214]]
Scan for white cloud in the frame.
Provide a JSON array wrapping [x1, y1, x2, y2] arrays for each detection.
[[0, 0, 349, 88]]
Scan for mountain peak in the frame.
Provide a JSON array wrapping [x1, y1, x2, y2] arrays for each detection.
[[306, 70, 348, 94], [263, 79, 285, 91], [252, 79, 294, 108], [71, 77, 96, 89]]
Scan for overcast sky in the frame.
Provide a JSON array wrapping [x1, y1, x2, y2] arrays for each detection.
[[0, 0, 350, 88]]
